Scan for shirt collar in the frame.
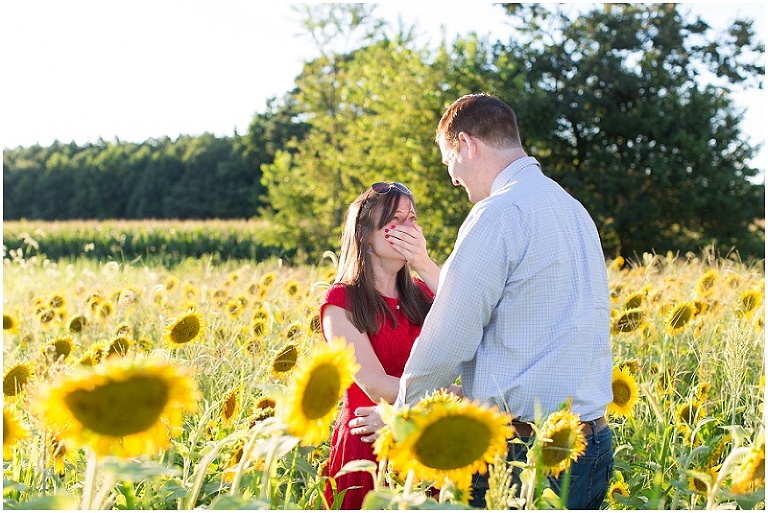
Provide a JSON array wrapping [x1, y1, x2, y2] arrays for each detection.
[[490, 156, 541, 195]]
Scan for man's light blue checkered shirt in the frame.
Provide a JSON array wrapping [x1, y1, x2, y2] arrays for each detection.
[[395, 157, 613, 421]]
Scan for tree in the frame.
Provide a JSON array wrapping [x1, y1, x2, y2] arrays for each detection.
[[497, 3, 764, 257], [259, 3, 388, 256]]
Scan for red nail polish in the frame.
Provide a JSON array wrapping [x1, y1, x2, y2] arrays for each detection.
[[384, 228, 389, 233], [390, 225, 395, 228], [384, 234, 389, 239]]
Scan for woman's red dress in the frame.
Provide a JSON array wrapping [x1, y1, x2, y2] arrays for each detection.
[[320, 281, 432, 510]]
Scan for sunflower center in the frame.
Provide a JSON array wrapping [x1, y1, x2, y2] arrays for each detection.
[[301, 363, 341, 420], [63, 375, 170, 436], [54, 339, 73, 359], [170, 316, 201, 344], [612, 380, 631, 406], [273, 345, 298, 373], [413, 415, 491, 470], [541, 428, 574, 467], [670, 307, 693, 328], [4, 366, 31, 396]]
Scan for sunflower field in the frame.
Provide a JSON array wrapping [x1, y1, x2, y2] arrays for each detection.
[[2, 242, 765, 509]]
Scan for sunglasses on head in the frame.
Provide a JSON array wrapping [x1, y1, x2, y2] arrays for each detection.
[[370, 181, 411, 195], [356, 182, 412, 226]]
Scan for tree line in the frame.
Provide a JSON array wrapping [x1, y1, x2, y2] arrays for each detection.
[[3, 4, 765, 260]]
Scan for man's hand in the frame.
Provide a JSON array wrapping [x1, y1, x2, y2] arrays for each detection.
[[349, 405, 384, 444]]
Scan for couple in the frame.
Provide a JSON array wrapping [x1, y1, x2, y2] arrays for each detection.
[[319, 94, 614, 510]]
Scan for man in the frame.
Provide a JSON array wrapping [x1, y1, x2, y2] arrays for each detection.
[[350, 93, 614, 509]]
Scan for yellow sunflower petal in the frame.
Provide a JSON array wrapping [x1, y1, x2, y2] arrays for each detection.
[[283, 337, 359, 445]]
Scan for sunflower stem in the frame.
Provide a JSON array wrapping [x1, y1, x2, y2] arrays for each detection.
[[187, 432, 241, 509], [81, 448, 98, 510], [403, 468, 415, 497], [259, 431, 281, 503]]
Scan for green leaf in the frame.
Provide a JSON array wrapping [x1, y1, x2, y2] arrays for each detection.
[[99, 457, 180, 481], [8, 494, 79, 510], [208, 494, 271, 509]]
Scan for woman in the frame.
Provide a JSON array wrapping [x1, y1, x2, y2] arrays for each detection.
[[320, 181, 441, 509]]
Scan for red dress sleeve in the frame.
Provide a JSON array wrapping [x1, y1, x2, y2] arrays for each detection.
[[319, 283, 348, 341]]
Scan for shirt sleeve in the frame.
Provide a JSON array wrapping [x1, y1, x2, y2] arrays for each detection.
[[395, 201, 517, 407]]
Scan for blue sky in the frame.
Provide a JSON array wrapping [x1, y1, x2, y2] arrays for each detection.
[[1, 1, 764, 172]]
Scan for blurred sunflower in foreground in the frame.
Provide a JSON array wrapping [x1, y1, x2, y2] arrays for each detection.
[[35, 356, 200, 457], [3, 407, 28, 459], [375, 390, 512, 490], [536, 407, 588, 478]]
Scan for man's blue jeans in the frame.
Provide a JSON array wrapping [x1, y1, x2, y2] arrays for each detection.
[[469, 422, 613, 509]]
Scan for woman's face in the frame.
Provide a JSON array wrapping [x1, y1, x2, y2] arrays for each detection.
[[368, 195, 416, 261]]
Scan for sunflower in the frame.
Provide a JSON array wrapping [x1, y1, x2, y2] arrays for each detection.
[[285, 322, 301, 339], [225, 297, 247, 319], [49, 435, 73, 476], [730, 433, 765, 495], [253, 305, 269, 323], [612, 308, 646, 334], [39, 308, 56, 325], [79, 345, 105, 367], [381, 390, 513, 489], [623, 291, 645, 310], [250, 397, 277, 426], [36, 356, 200, 457], [688, 467, 718, 495], [536, 408, 587, 478], [696, 270, 718, 297], [163, 275, 179, 292], [48, 337, 75, 362], [107, 337, 133, 358], [3, 407, 28, 458], [607, 477, 630, 508], [3, 312, 20, 333], [666, 301, 698, 335], [243, 337, 264, 356], [283, 337, 359, 445], [676, 399, 703, 425], [86, 292, 104, 311], [3, 363, 32, 397], [68, 315, 88, 333], [738, 290, 762, 318], [695, 382, 711, 403], [284, 280, 302, 300], [611, 256, 625, 271], [271, 344, 299, 374], [96, 301, 114, 321], [115, 324, 134, 338], [164, 309, 205, 347], [259, 272, 277, 289], [676, 399, 704, 444], [221, 387, 239, 424], [309, 313, 322, 334], [212, 289, 228, 308], [607, 366, 640, 418]]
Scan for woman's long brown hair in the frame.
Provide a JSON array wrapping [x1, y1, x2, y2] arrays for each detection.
[[334, 186, 433, 334]]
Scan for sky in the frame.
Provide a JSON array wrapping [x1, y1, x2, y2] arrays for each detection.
[[1, 1, 765, 171]]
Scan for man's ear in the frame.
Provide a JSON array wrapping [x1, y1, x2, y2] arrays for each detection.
[[458, 131, 477, 158]]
